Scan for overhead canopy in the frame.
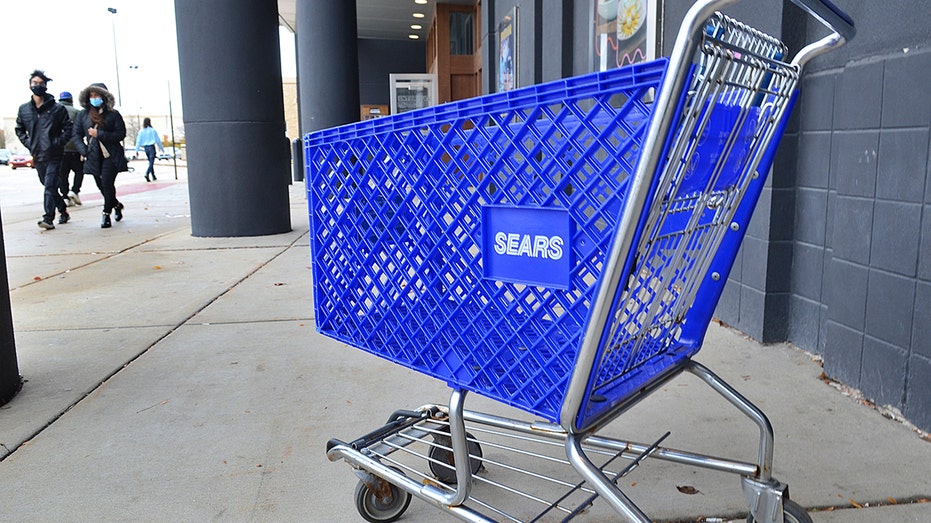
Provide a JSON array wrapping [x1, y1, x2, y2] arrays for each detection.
[[277, 0, 474, 39]]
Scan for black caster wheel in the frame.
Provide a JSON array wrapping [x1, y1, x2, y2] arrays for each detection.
[[747, 499, 813, 523], [354, 468, 412, 523], [428, 431, 483, 484]]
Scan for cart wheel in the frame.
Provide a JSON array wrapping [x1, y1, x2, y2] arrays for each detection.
[[747, 500, 812, 523], [428, 431, 483, 484], [354, 468, 412, 523]]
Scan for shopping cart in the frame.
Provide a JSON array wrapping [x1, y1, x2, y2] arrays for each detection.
[[306, 1, 854, 521]]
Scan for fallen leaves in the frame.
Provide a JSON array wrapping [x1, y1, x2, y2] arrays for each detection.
[[676, 485, 701, 495]]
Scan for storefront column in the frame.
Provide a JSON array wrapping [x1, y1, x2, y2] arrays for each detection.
[[296, 0, 360, 134], [174, 0, 291, 237]]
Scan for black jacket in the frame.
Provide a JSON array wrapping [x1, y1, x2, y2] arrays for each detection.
[[15, 93, 73, 162], [73, 85, 127, 175]]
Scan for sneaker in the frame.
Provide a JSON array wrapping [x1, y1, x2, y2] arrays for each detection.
[[38, 220, 55, 230], [58, 212, 70, 224], [69, 191, 82, 206], [64, 197, 74, 207]]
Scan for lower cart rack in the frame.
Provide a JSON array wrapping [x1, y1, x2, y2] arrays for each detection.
[[329, 406, 670, 522], [327, 361, 811, 522]]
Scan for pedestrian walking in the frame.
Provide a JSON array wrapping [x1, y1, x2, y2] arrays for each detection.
[[73, 83, 127, 229], [14, 70, 73, 230], [57, 91, 85, 206], [135, 117, 164, 182]]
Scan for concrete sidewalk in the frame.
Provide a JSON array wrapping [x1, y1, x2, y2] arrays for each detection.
[[0, 161, 928, 522]]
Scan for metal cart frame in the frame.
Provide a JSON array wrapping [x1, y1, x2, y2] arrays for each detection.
[[311, 1, 855, 521]]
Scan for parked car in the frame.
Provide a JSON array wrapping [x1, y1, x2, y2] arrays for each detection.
[[0, 149, 11, 165], [158, 147, 181, 160], [10, 154, 34, 169]]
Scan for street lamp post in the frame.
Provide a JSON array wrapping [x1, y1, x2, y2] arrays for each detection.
[[108, 7, 123, 106], [168, 80, 178, 180], [128, 65, 141, 147]]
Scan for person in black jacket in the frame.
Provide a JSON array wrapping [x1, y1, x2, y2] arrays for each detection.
[[57, 91, 85, 207], [15, 70, 73, 230], [73, 82, 127, 229]]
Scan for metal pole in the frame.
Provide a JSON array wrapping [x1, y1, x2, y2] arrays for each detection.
[[168, 80, 177, 180], [128, 65, 140, 147], [108, 7, 122, 107], [0, 206, 21, 406]]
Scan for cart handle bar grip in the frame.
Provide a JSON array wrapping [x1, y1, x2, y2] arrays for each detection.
[[789, 0, 856, 41]]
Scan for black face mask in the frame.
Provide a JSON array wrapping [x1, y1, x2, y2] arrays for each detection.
[[31, 85, 47, 97]]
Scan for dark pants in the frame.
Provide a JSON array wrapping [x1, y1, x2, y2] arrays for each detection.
[[59, 151, 85, 196], [144, 145, 157, 178], [98, 160, 120, 214], [36, 159, 66, 223]]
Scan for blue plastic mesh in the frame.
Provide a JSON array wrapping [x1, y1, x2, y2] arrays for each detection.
[[306, 61, 668, 421]]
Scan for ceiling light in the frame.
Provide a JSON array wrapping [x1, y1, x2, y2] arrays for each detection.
[[414, 0, 428, 4], [411, 24, 423, 30], [408, 34, 420, 39], [413, 12, 425, 18]]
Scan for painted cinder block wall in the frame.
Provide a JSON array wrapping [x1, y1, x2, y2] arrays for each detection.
[[478, 0, 930, 432], [695, 1, 931, 432], [787, 3, 931, 432]]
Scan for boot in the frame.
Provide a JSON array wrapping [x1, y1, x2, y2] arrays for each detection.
[[101, 212, 112, 229], [114, 202, 124, 222]]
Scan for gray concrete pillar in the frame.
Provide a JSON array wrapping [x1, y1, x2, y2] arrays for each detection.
[[296, 0, 360, 133], [0, 212, 21, 406], [175, 0, 291, 237]]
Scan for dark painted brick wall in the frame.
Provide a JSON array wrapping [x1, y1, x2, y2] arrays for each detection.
[[657, 1, 931, 432], [795, 42, 931, 431], [664, 1, 931, 431]]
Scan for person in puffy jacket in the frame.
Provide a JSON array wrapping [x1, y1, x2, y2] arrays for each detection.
[[15, 69, 73, 230], [73, 82, 127, 229]]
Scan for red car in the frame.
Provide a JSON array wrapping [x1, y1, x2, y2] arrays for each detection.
[[10, 154, 34, 169]]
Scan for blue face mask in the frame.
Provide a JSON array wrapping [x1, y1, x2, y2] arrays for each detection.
[[90, 97, 104, 108]]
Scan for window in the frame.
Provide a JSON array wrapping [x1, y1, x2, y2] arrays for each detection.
[[449, 12, 474, 55]]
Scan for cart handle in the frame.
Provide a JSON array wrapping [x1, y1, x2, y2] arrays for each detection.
[[790, 0, 855, 41], [788, 0, 856, 66]]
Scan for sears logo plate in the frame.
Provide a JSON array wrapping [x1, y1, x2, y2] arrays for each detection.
[[482, 205, 573, 290]]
